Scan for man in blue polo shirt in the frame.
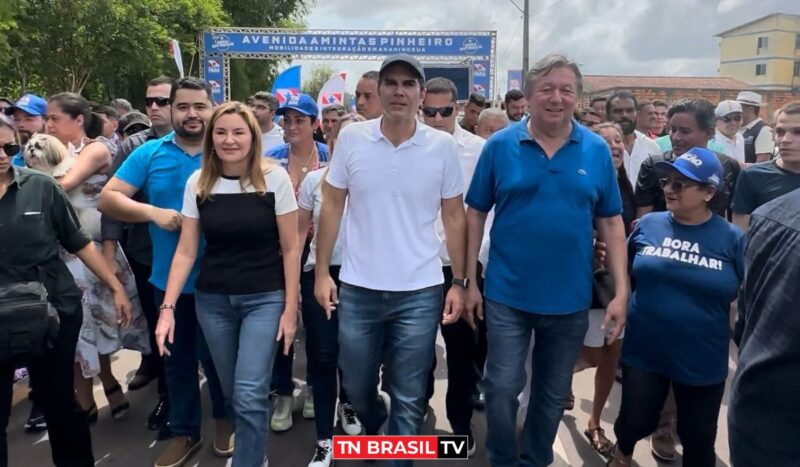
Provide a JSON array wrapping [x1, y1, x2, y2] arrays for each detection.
[[5, 94, 47, 167], [98, 77, 229, 467], [464, 54, 629, 467]]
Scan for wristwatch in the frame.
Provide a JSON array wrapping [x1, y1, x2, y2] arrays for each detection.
[[451, 278, 470, 289]]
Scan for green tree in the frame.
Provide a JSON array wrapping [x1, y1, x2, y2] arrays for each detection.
[[302, 64, 335, 100], [0, 0, 227, 101], [0, 0, 17, 68], [220, 0, 312, 100]]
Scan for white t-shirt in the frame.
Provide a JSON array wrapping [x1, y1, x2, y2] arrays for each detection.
[[625, 130, 662, 188], [714, 129, 746, 164], [434, 125, 487, 267], [261, 125, 285, 153], [326, 117, 464, 291], [297, 168, 344, 272], [182, 166, 296, 218]]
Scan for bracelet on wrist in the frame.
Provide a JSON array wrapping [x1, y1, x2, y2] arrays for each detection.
[[159, 303, 175, 311]]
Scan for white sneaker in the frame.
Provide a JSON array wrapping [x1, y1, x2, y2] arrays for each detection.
[[308, 439, 333, 467], [271, 395, 294, 432], [337, 402, 363, 435], [303, 386, 315, 420]]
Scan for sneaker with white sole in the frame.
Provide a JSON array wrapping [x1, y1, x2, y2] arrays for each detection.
[[308, 439, 333, 467], [650, 430, 676, 462], [303, 386, 315, 420], [337, 402, 362, 435], [271, 395, 294, 432]]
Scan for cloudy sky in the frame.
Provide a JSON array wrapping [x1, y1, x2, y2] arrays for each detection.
[[282, 0, 799, 97]]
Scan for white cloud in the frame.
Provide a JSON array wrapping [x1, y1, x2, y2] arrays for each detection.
[[286, 0, 800, 97]]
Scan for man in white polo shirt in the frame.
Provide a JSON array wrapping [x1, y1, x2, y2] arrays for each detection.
[[421, 76, 486, 456], [606, 91, 662, 185], [314, 55, 467, 460]]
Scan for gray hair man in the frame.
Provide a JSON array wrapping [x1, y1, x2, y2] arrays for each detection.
[[475, 108, 509, 140], [464, 53, 628, 467]]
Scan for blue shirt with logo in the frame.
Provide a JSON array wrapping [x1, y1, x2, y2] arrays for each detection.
[[623, 212, 744, 385], [114, 133, 202, 293], [465, 118, 622, 314], [264, 142, 329, 169], [12, 154, 25, 167]]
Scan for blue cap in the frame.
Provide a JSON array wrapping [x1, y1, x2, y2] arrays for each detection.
[[6, 94, 47, 117], [655, 147, 723, 188], [276, 93, 318, 118]]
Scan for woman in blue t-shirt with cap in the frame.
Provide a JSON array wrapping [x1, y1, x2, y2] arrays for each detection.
[[607, 148, 745, 467]]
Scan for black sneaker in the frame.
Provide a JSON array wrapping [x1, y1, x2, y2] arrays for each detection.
[[147, 397, 169, 431], [24, 404, 46, 432]]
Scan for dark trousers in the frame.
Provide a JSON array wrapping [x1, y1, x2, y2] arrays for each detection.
[[301, 267, 350, 440], [128, 258, 166, 395], [153, 290, 227, 440], [426, 265, 485, 434], [0, 307, 94, 467], [614, 365, 725, 467]]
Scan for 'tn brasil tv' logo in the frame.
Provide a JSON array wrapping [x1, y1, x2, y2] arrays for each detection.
[[211, 34, 234, 51], [460, 38, 482, 54]]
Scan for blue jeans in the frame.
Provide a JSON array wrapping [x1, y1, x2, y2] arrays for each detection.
[[195, 290, 284, 467], [338, 282, 442, 467], [153, 290, 227, 440], [484, 299, 588, 467]]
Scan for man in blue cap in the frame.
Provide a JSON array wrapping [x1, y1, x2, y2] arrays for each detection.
[[5, 94, 47, 167]]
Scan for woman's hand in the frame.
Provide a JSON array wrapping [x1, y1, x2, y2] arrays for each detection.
[[112, 288, 132, 327], [154, 308, 175, 356], [276, 304, 298, 356]]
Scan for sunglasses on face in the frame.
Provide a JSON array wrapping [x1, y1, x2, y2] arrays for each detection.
[[145, 97, 171, 107], [0, 143, 20, 156], [422, 106, 455, 118], [658, 177, 699, 192], [720, 114, 742, 123]]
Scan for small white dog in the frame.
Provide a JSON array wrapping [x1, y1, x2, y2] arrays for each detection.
[[23, 133, 74, 178]]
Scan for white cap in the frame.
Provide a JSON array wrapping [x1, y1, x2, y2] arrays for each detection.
[[715, 100, 743, 118], [736, 91, 763, 107]]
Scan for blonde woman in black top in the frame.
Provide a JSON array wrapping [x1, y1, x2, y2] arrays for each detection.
[[156, 102, 300, 467]]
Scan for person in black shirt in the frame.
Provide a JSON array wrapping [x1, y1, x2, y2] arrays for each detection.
[[0, 117, 132, 467], [731, 101, 800, 231], [635, 99, 739, 220], [729, 187, 800, 467], [155, 102, 300, 467]]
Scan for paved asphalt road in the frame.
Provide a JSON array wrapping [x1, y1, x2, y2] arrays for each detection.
[[7, 332, 734, 466]]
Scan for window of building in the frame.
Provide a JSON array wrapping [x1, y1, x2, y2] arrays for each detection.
[[796, 33, 800, 49], [794, 61, 800, 77], [757, 36, 769, 54], [755, 64, 767, 76]]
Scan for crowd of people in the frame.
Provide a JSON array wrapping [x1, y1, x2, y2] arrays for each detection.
[[0, 50, 798, 467]]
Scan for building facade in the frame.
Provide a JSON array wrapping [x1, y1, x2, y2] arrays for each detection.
[[716, 13, 800, 91]]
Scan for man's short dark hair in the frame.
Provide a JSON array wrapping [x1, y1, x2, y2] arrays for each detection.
[[653, 100, 668, 108], [362, 71, 379, 82], [93, 104, 118, 120], [580, 108, 600, 118], [638, 100, 654, 112], [252, 91, 279, 112], [590, 96, 607, 107], [148, 76, 175, 89], [425, 77, 458, 103], [170, 77, 213, 103], [467, 92, 487, 108], [667, 99, 716, 131], [505, 89, 525, 104], [322, 104, 346, 117], [606, 91, 639, 118]]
